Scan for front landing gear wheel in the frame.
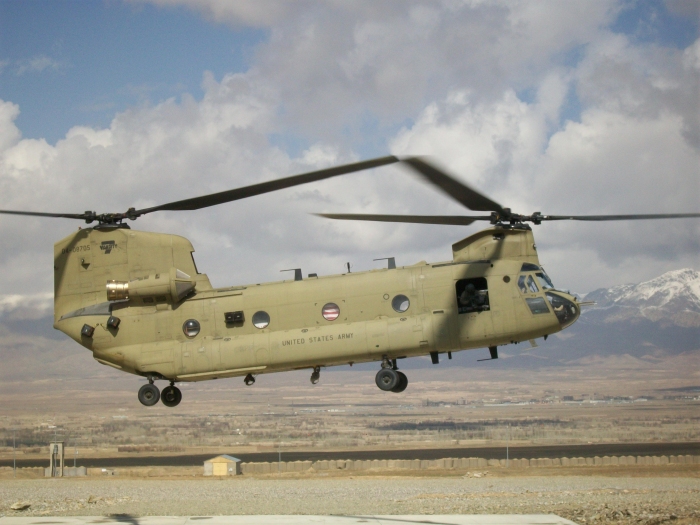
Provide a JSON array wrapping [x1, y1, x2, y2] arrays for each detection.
[[375, 368, 399, 391], [161, 385, 182, 407], [138, 383, 160, 406], [244, 373, 256, 386], [391, 371, 408, 393]]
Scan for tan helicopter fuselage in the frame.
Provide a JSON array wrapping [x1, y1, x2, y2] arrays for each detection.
[[53, 225, 579, 382]]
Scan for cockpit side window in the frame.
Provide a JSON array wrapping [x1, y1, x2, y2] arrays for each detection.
[[536, 272, 553, 289], [518, 274, 539, 294], [456, 277, 489, 314], [518, 263, 555, 290]]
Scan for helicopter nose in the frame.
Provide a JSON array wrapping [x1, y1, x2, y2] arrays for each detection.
[[545, 291, 580, 329]]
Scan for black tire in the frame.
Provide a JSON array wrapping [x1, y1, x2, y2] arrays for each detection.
[[391, 371, 408, 393], [161, 385, 182, 407], [138, 383, 160, 406], [375, 368, 399, 391]]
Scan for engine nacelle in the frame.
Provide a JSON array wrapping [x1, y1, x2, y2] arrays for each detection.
[[106, 268, 195, 303]]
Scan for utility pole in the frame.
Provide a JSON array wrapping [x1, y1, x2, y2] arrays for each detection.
[[13, 429, 16, 478], [278, 435, 281, 474], [506, 424, 510, 468]]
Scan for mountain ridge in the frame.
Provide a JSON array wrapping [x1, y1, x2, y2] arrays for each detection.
[[583, 268, 700, 328]]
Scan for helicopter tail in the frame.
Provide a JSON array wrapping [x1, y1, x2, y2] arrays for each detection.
[[53, 226, 212, 329]]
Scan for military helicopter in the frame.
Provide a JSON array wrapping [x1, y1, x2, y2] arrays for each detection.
[[2, 156, 698, 407]]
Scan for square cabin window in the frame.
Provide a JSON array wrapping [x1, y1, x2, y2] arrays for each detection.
[[456, 277, 489, 314]]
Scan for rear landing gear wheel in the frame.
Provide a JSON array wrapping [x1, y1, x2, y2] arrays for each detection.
[[138, 383, 160, 406], [161, 385, 182, 407], [244, 373, 256, 386], [391, 371, 408, 393], [375, 368, 399, 391]]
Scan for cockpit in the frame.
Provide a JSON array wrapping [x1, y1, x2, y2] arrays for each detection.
[[517, 262, 579, 329]]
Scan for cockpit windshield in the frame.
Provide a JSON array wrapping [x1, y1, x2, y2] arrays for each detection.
[[536, 272, 554, 290], [519, 263, 555, 290]]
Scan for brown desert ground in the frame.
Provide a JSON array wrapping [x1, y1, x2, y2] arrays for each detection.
[[1, 352, 698, 524]]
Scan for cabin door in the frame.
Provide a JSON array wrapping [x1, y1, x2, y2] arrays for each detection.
[[489, 275, 518, 338]]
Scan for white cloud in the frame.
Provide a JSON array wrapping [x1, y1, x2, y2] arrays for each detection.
[[382, 29, 700, 290], [16, 55, 64, 76], [141, 0, 308, 27], [683, 38, 700, 71], [144, 0, 616, 141], [0, 100, 21, 151], [0, 0, 697, 312], [0, 293, 53, 320], [385, 82, 699, 292]]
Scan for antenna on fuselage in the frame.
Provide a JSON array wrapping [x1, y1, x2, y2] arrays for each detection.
[[281, 268, 302, 281]]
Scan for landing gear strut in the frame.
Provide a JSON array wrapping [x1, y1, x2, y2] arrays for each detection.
[[310, 366, 320, 385], [161, 382, 182, 407], [244, 373, 256, 386]]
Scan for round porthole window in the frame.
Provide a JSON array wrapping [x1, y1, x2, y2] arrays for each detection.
[[252, 311, 270, 329], [322, 302, 340, 321], [392, 294, 410, 313], [182, 319, 200, 338]]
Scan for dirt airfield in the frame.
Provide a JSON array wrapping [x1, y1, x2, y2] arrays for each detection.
[[2, 356, 698, 524], [1, 465, 699, 524]]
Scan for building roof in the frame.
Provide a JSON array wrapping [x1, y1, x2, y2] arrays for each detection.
[[205, 455, 241, 463]]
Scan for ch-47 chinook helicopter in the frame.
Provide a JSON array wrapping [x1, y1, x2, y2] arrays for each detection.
[[2, 156, 698, 407]]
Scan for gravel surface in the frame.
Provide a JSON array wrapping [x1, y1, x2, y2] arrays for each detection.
[[1, 476, 698, 524]]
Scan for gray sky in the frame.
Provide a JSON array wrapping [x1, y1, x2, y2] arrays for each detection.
[[0, 0, 698, 321]]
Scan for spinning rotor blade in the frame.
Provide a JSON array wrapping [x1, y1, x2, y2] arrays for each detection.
[[0, 210, 93, 220], [401, 157, 504, 213], [0, 155, 399, 224], [539, 213, 700, 222], [134, 156, 400, 216], [317, 213, 490, 226]]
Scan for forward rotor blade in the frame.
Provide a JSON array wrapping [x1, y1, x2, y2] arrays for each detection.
[[541, 213, 700, 221], [0, 210, 92, 220], [134, 155, 400, 216], [316, 213, 491, 226], [400, 157, 504, 213]]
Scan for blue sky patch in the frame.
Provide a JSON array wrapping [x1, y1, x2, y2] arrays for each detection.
[[0, 1, 266, 144], [611, 0, 699, 49]]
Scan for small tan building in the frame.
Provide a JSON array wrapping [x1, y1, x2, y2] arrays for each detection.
[[204, 455, 241, 476]]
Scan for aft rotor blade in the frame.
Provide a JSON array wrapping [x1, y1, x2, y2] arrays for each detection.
[[316, 213, 491, 225], [541, 213, 700, 221], [134, 156, 400, 216], [400, 157, 504, 213], [0, 210, 92, 220]]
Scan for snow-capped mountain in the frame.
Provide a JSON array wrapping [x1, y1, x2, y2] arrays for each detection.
[[583, 269, 700, 328]]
